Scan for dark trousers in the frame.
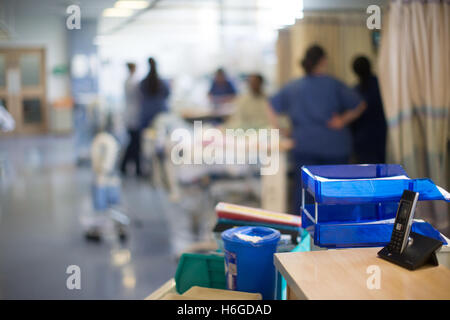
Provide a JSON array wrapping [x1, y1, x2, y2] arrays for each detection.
[[121, 129, 142, 176], [291, 152, 349, 215]]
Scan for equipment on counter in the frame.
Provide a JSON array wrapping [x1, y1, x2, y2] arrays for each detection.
[[301, 164, 448, 248], [378, 190, 443, 270], [378, 231, 443, 270], [387, 190, 419, 254]]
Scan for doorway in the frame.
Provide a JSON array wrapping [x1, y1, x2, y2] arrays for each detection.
[[0, 47, 47, 134]]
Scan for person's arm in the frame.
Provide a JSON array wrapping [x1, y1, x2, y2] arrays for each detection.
[[327, 80, 367, 130], [327, 101, 366, 130]]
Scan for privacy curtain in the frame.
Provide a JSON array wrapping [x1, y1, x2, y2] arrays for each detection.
[[378, 0, 449, 189], [379, 0, 450, 228]]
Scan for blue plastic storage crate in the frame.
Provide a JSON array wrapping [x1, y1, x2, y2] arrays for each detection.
[[301, 164, 448, 248]]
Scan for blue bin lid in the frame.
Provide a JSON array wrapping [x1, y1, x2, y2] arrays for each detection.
[[221, 226, 280, 247]]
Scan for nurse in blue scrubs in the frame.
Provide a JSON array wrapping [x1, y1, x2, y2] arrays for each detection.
[[208, 68, 237, 107], [268, 45, 366, 214]]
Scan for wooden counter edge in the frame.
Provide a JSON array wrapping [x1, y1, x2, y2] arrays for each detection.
[[145, 278, 176, 300], [274, 253, 308, 300]]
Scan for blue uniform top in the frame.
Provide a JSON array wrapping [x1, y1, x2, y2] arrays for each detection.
[[270, 75, 362, 157], [208, 80, 237, 97], [139, 79, 170, 129]]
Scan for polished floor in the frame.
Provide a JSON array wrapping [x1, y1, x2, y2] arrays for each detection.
[[0, 135, 210, 299]]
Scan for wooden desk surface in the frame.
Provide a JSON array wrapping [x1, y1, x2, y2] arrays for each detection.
[[275, 248, 450, 300]]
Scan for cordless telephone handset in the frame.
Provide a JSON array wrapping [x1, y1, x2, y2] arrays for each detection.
[[379, 190, 442, 270], [388, 190, 419, 254]]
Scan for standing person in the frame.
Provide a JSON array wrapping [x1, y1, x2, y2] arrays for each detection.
[[267, 45, 366, 214], [208, 68, 237, 107], [120, 62, 142, 177], [140, 57, 170, 129], [351, 56, 387, 164], [225, 73, 269, 130]]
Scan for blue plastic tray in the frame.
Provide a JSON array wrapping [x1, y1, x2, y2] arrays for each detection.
[[301, 203, 398, 230], [300, 164, 448, 248], [308, 220, 447, 249], [301, 164, 448, 204]]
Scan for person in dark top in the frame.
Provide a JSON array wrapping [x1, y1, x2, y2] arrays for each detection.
[[121, 57, 168, 177], [208, 68, 237, 106], [351, 56, 387, 164], [140, 57, 170, 130]]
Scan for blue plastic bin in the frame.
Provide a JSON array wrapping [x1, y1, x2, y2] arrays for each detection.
[[222, 226, 280, 300]]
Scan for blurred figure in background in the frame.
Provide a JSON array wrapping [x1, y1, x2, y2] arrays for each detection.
[[140, 57, 170, 129], [225, 73, 269, 130], [351, 56, 387, 164], [120, 62, 142, 177], [208, 68, 237, 107], [138, 57, 170, 177], [268, 44, 366, 214]]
